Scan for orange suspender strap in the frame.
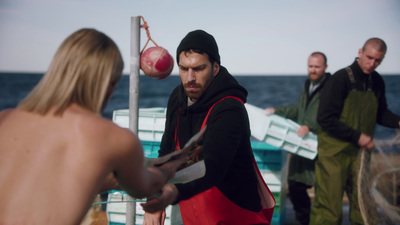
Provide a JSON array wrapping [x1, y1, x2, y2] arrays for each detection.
[[174, 108, 182, 151], [201, 96, 276, 223], [201, 96, 244, 129], [174, 96, 243, 150]]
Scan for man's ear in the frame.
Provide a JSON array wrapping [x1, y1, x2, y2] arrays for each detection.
[[358, 48, 363, 58], [213, 62, 220, 76]]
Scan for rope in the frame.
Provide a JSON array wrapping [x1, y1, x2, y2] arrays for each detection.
[[92, 199, 146, 206], [371, 168, 400, 214], [375, 131, 399, 169], [370, 132, 400, 222], [92, 191, 146, 206], [357, 148, 370, 225], [357, 132, 400, 224], [138, 15, 158, 54]]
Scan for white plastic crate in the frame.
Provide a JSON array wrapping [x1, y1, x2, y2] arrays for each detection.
[[113, 108, 166, 142], [260, 169, 287, 206], [259, 169, 287, 225], [106, 191, 172, 225], [245, 103, 318, 159]]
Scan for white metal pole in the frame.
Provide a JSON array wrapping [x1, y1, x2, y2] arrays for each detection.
[[126, 16, 141, 225]]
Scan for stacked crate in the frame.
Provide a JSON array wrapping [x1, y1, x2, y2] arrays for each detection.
[[251, 141, 287, 225], [109, 109, 171, 225], [106, 190, 173, 225]]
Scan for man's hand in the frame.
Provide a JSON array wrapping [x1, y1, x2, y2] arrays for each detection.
[[141, 184, 179, 213], [358, 133, 374, 151], [296, 125, 310, 137], [143, 210, 166, 225], [265, 108, 275, 115], [155, 153, 189, 181]]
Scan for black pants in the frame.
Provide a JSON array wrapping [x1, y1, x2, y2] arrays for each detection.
[[288, 180, 312, 225]]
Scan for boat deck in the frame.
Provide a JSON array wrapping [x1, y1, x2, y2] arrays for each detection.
[[82, 193, 352, 225]]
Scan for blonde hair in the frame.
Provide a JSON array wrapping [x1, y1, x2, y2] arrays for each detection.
[[18, 28, 124, 115]]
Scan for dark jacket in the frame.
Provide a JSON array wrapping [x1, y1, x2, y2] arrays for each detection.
[[275, 73, 331, 134], [317, 59, 400, 145], [159, 66, 261, 212], [274, 73, 331, 186]]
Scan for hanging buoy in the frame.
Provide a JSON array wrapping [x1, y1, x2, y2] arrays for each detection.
[[140, 46, 174, 79]]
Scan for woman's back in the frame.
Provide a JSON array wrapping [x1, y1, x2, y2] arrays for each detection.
[[0, 105, 120, 225]]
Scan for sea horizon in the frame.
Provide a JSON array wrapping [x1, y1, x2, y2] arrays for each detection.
[[1, 72, 399, 139]]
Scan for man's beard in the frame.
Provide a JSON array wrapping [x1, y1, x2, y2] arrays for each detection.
[[184, 82, 202, 100]]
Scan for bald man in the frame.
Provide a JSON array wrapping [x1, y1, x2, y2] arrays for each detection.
[[310, 38, 400, 225]]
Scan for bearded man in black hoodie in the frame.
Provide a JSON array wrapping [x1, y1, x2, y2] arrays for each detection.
[[142, 30, 275, 225]]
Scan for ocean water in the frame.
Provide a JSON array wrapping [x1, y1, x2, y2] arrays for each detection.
[[1, 72, 399, 138]]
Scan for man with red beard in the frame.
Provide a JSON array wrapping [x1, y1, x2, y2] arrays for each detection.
[[310, 38, 400, 225], [142, 30, 275, 225], [265, 52, 330, 225]]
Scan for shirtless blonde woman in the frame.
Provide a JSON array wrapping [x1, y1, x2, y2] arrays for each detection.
[[0, 28, 186, 225]]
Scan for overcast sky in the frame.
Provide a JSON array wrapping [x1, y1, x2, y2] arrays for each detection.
[[1, 0, 399, 75]]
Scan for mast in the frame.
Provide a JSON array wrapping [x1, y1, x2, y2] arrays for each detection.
[[126, 16, 141, 225]]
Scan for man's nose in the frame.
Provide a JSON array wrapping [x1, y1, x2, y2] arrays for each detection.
[[188, 69, 195, 81]]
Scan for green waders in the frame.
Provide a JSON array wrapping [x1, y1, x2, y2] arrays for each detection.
[[310, 68, 377, 225]]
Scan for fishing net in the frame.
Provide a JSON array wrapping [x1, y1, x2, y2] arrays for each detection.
[[358, 130, 400, 225]]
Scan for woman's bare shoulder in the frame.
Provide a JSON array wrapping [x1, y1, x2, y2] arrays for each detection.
[[0, 108, 16, 120], [75, 109, 141, 154], [62, 105, 139, 151], [0, 108, 31, 128]]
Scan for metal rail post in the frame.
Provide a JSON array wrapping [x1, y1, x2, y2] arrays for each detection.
[[126, 16, 141, 225]]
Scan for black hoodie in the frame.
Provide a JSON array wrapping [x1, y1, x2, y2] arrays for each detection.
[[318, 59, 400, 145], [159, 66, 262, 212]]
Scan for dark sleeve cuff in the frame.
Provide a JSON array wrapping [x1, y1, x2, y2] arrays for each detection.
[[171, 183, 183, 205], [351, 130, 361, 147]]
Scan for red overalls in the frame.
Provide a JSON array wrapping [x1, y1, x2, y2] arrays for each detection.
[[175, 96, 276, 225]]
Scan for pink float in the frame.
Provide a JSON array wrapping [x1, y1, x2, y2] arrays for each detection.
[[140, 46, 174, 80]]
